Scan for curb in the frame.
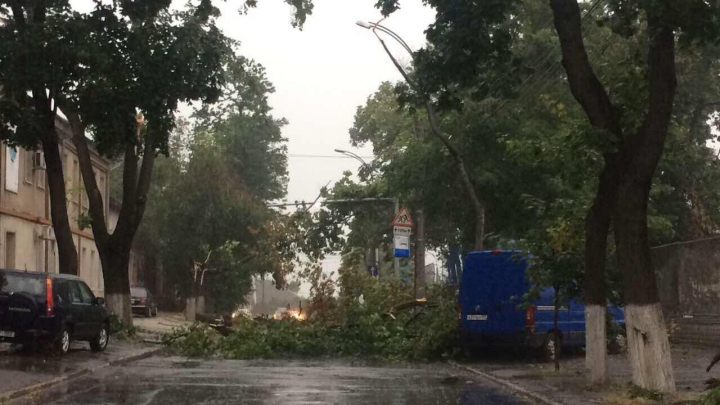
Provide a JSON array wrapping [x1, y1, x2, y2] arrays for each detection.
[[449, 361, 563, 405], [0, 347, 163, 403]]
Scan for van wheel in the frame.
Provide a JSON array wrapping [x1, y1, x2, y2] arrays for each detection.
[[90, 324, 109, 352], [54, 329, 71, 355], [543, 332, 561, 362]]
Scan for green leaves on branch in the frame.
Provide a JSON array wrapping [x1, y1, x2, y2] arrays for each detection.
[[165, 280, 459, 361]]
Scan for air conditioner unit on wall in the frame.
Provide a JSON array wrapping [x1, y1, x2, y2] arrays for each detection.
[[33, 151, 46, 170], [37, 225, 54, 241]]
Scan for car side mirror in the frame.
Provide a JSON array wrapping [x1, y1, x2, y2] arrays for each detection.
[[95, 297, 106, 306]]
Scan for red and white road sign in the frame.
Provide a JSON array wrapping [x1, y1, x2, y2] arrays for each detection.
[[391, 207, 414, 228]]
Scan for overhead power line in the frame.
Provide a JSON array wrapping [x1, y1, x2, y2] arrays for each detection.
[[288, 154, 374, 159]]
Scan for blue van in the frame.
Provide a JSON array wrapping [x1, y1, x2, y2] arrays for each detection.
[[459, 250, 624, 359]]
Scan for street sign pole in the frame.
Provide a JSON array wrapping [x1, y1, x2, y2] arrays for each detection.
[[414, 208, 425, 300], [391, 206, 414, 281], [394, 199, 400, 278]]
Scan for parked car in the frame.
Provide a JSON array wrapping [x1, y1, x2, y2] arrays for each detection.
[[0, 269, 110, 355], [459, 250, 625, 360], [131, 287, 157, 317]]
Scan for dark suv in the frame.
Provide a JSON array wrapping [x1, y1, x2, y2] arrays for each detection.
[[0, 269, 110, 354]]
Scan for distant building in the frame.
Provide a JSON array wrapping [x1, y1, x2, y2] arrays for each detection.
[[0, 119, 109, 296], [424, 262, 446, 285]]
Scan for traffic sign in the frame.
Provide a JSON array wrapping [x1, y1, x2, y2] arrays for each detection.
[[394, 234, 410, 258], [391, 207, 414, 228], [393, 226, 412, 236]]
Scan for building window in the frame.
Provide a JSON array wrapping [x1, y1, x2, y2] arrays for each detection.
[[37, 154, 45, 189], [90, 250, 95, 279], [99, 175, 105, 205], [73, 159, 80, 205], [5, 232, 16, 269], [24, 150, 33, 185], [81, 247, 87, 276]]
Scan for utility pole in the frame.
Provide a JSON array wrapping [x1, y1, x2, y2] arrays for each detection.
[[414, 208, 425, 299]]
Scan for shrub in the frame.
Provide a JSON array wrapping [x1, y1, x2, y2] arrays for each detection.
[[703, 387, 720, 405], [109, 314, 137, 341]]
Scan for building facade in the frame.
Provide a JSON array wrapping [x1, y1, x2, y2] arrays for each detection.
[[0, 119, 110, 296]]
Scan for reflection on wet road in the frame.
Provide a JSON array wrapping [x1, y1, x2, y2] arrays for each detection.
[[11, 357, 535, 404]]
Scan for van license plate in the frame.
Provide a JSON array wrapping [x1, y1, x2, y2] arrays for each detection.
[[467, 315, 487, 321], [0, 331, 14, 338]]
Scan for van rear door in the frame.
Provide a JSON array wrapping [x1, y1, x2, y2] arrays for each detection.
[[460, 251, 529, 335]]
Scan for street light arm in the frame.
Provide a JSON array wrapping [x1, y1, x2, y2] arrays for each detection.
[[357, 20, 414, 57], [334, 149, 369, 166], [374, 33, 418, 90], [372, 23, 414, 57]]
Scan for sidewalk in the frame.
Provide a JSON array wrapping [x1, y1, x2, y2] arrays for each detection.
[[133, 311, 190, 334], [0, 340, 160, 402], [455, 344, 713, 404]]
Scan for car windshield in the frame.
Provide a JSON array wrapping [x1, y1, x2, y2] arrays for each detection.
[[0, 273, 44, 296], [131, 288, 147, 297]]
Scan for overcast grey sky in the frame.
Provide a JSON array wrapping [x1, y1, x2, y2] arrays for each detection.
[[72, 0, 437, 294], [212, 0, 435, 204], [212, 0, 437, 291]]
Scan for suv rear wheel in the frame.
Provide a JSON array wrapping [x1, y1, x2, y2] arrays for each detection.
[[54, 329, 71, 355], [90, 324, 109, 352]]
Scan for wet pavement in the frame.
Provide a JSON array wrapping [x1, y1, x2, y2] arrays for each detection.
[[9, 356, 536, 404], [133, 312, 190, 335], [0, 341, 155, 395]]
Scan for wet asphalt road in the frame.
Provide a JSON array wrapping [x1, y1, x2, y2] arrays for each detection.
[[10, 356, 535, 405]]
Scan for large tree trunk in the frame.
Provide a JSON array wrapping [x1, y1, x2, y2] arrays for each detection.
[[610, 19, 676, 393], [6, 0, 78, 276], [67, 110, 156, 327], [613, 179, 674, 392], [550, 0, 677, 392], [186, 267, 200, 322], [584, 166, 617, 385], [103, 248, 133, 325], [42, 127, 78, 274]]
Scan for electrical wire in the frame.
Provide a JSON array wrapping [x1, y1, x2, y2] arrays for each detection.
[[288, 154, 374, 159]]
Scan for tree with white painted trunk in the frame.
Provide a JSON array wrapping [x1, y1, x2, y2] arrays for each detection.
[[37, 0, 313, 326], [548, 0, 678, 391], [374, 0, 720, 392]]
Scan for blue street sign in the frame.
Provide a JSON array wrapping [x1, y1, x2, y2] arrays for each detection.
[[394, 234, 410, 258]]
